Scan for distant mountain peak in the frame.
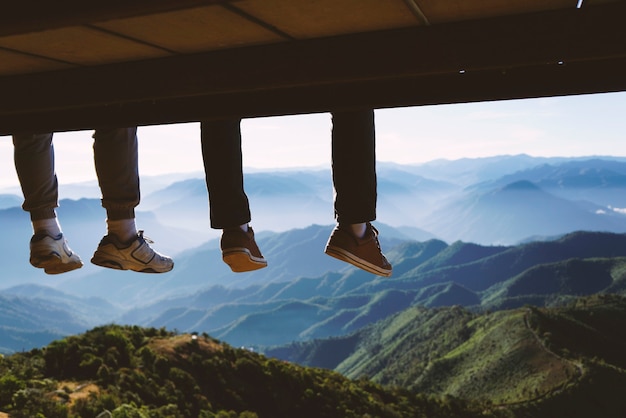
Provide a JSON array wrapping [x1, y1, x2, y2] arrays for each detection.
[[499, 180, 541, 192]]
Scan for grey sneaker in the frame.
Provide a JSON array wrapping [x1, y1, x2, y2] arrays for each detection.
[[30, 232, 83, 274], [90, 231, 173, 273], [324, 223, 392, 277]]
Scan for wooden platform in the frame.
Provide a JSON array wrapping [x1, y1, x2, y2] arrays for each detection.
[[1, 0, 625, 134]]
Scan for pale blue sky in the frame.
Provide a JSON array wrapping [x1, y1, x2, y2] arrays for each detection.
[[1, 91, 626, 190]]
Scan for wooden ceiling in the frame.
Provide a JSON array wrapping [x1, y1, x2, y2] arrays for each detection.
[[1, 0, 625, 134]]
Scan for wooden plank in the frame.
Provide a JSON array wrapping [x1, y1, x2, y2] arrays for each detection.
[[234, 0, 420, 38], [0, 49, 71, 76], [0, 0, 235, 37], [0, 27, 170, 66], [93, 5, 284, 54]]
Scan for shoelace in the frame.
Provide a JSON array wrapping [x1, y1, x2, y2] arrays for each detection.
[[137, 230, 155, 244], [368, 223, 384, 253]]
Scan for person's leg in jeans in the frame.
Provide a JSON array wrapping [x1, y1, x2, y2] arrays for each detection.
[[13, 132, 82, 274], [324, 109, 392, 277], [90, 127, 173, 273], [201, 119, 266, 272]]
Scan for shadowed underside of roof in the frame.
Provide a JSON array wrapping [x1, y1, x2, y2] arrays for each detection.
[[1, 0, 625, 134]]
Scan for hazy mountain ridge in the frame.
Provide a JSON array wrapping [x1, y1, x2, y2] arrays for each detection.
[[471, 158, 626, 207], [2, 155, 626, 255], [1, 155, 626, 353], [0, 194, 21, 209], [0, 293, 88, 353], [424, 179, 626, 244]]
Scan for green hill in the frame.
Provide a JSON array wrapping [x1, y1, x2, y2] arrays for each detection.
[[0, 325, 500, 418], [267, 294, 626, 417]]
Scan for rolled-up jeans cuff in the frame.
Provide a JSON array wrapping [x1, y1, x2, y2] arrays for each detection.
[[29, 207, 57, 221]]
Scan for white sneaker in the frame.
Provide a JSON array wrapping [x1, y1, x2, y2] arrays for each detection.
[[90, 231, 173, 273], [30, 232, 83, 274]]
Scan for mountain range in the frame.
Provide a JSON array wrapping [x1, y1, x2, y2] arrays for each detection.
[[1, 228, 625, 353], [0, 155, 626, 415], [0, 155, 626, 353], [112, 230, 626, 348]]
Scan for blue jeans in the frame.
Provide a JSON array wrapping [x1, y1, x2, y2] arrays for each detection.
[[13, 127, 140, 220]]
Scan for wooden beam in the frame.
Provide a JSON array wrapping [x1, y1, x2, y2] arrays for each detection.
[[2, 57, 626, 135], [1, 1, 625, 134], [0, 0, 233, 37]]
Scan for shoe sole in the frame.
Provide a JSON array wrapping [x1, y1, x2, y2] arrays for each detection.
[[91, 254, 173, 273], [222, 248, 267, 273], [31, 255, 83, 275], [324, 245, 392, 277]]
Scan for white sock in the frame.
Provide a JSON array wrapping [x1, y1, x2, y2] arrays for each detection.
[[107, 218, 138, 242], [350, 223, 367, 239], [32, 217, 62, 236]]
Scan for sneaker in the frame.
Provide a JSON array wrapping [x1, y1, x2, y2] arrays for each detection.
[[221, 227, 267, 272], [324, 223, 392, 277], [29, 232, 83, 274], [91, 231, 173, 273]]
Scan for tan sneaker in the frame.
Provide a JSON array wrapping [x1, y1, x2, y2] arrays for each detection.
[[29, 232, 83, 274], [221, 227, 267, 273], [91, 231, 173, 273], [324, 222, 392, 277]]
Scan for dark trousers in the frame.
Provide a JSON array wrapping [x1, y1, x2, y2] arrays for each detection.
[[331, 109, 377, 224], [201, 119, 251, 229], [13, 128, 140, 221], [201, 109, 377, 228]]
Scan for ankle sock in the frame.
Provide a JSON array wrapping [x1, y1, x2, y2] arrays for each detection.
[[32, 217, 62, 236], [349, 223, 367, 239], [107, 218, 138, 242]]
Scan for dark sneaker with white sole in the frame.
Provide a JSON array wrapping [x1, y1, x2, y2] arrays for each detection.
[[221, 227, 267, 272], [91, 230, 173, 273], [30, 232, 83, 274], [324, 222, 392, 277]]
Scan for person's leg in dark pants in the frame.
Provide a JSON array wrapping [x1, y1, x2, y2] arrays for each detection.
[[201, 119, 266, 272], [331, 109, 377, 225], [325, 109, 392, 277]]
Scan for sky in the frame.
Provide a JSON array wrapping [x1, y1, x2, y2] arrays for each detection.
[[1, 91, 626, 191]]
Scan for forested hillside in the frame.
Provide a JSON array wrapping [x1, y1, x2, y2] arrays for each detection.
[[0, 325, 498, 418], [267, 294, 626, 417], [1, 296, 625, 417]]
